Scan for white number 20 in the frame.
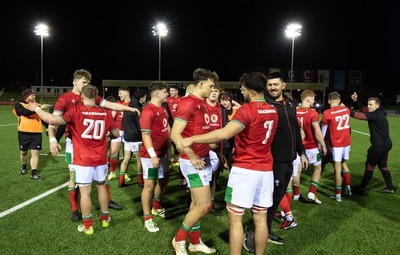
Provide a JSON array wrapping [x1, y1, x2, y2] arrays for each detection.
[[81, 119, 105, 140]]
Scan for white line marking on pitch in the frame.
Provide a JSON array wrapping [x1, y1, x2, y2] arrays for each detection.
[[0, 182, 68, 219], [0, 123, 17, 127], [352, 129, 370, 136], [39, 153, 66, 157]]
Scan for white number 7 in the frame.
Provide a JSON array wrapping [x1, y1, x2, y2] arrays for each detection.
[[262, 120, 274, 144]]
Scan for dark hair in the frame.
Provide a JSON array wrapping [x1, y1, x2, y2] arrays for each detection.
[[81, 85, 98, 99], [105, 96, 116, 102], [168, 85, 178, 90], [118, 86, 130, 92], [149, 81, 167, 94], [239, 72, 267, 93], [267, 72, 283, 81], [193, 68, 219, 85], [133, 89, 147, 100]]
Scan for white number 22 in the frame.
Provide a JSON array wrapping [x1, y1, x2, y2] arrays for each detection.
[[335, 114, 350, 130]]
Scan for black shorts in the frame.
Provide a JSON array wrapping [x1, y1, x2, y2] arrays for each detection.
[[18, 132, 42, 151]]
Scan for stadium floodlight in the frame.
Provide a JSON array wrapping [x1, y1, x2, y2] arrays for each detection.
[[34, 24, 49, 103], [285, 23, 302, 95], [152, 23, 168, 82]]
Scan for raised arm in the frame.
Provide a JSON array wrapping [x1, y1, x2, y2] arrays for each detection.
[[177, 121, 243, 150], [102, 100, 141, 116], [27, 102, 64, 126]]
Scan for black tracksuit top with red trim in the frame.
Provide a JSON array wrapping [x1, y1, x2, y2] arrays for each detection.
[[264, 92, 305, 163]]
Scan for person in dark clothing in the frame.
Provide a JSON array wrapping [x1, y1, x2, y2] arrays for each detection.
[[119, 89, 146, 187], [350, 92, 395, 194], [244, 72, 307, 252]]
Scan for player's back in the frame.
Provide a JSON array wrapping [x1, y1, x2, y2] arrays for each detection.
[[233, 101, 278, 170], [322, 106, 351, 147], [297, 107, 319, 149], [62, 104, 116, 166]]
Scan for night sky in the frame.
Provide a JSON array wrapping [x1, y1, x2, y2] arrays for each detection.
[[2, 1, 400, 95]]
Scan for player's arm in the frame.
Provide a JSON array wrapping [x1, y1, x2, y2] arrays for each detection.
[[178, 121, 243, 150], [102, 100, 140, 116], [312, 121, 327, 155], [171, 119, 206, 170], [142, 131, 160, 168], [28, 102, 65, 154], [27, 103, 64, 126], [166, 125, 172, 163]]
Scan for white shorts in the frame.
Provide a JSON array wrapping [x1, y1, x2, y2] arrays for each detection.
[[225, 166, 273, 208], [306, 148, 322, 166], [332, 145, 351, 162], [111, 130, 125, 143], [292, 154, 301, 177], [124, 141, 141, 152], [209, 150, 220, 172], [141, 156, 169, 180], [179, 157, 212, 188], [74, 163, 108, 185], [65, 137, 74, 171]]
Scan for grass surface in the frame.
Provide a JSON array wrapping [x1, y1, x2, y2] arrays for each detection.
[[0, 105, 399, 255]]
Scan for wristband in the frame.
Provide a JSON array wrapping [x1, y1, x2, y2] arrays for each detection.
[[49, 137, 57, 143], [147, 147, 157, 158], [35, 106, 41, 112]]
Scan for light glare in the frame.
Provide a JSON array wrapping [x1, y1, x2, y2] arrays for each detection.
[[34, 24, 49, 37], [285, 23, 301, 38]]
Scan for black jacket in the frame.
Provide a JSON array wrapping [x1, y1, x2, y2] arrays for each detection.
[[351, 101, 392, 146], [122, 98, 142, 142], [264, 92, 305, 163]]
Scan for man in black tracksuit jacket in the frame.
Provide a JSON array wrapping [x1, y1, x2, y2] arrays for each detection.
[[350, 92, 394, 194], [244, 72, 307, 251], [264, 74, 307, 244]]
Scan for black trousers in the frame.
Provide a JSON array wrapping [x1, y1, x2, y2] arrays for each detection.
[[366, 144, 392, 168], [267, 161, 293, 232]]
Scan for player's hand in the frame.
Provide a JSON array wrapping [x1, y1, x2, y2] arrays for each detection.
[[41, 104, 52, 109], [321, 145, 327, 156], [177, 138, 193, 152], [129, 107, 140, 116], [300, 154, 308, 171], [151, 156, 160, 168], [189, 155, 206, 170], [27, 102, 40, 111], [50, 141, 62, 156]]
